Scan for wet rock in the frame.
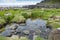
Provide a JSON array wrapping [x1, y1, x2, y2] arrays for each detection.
[[1, 30, 14, 37], [10, 35, 19, 40]]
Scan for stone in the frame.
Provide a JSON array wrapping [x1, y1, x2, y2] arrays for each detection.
[[16, 26, 26, 32], [1, 30, 13, 37], [48, 28, 60, 40], [40, 28, 52, 39], [10, 35, 19, 40], [5, 23, 19, 30], [26, 19, 47, 30], [23, 30, 29, 35]]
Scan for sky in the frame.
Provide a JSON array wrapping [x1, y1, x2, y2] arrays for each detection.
[[0, 0, 43, 7]]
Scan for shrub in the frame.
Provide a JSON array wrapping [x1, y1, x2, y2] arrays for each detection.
[[31, 12, 40, 19], [0, 18, 6, 25], [22, 13, 30, 19], [4, 12, 14, 22], [11, 15, 26, 23]]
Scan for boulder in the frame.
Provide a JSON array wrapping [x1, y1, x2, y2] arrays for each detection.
[[40, 28, 52, 39], [16, 26, 26, 32], [5, 23, 19, 30], [23, 30, 29, 35], [48, 28, 60, 40], [1, 30, 14, 37], [26, 19, 47, 30]]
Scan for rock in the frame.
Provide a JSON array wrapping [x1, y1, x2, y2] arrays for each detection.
[[20, 23, 26, 26], [46, 25, 52, 30], [48, 28, 60, 40], [5, 23, 19, 30], [1, 30, 13, 37], [23, 30, 29, 34], [16, 25, 26, 32], [40, 28, 52, 39], [26, 19, 47, 30], [10, 35, 19, 40]]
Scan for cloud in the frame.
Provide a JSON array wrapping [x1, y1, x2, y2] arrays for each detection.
[[0, 0, 16, 3], [0, 0, 42, 3], [0, 0, 42, 6]]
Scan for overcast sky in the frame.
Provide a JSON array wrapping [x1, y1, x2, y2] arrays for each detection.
[[0, 0, 43, 6]]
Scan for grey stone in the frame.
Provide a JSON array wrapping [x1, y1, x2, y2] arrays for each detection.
[[5, 23, 19, 30], [40, 28, 52, 39], [16, 26, 26, 32], [1, 30, 14, 37], [26, 19, 47, 30], [23, 30, 29, 34]]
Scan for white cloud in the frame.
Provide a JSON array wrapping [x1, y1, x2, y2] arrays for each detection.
[[0, 0, 16, 3], [0, 2, 37, 6], [0, 0, 42, 6]]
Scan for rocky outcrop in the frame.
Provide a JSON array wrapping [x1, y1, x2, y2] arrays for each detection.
[[36, 3, 60, 8], [22, 0, 60, 8], [48, 28, 60, 40]]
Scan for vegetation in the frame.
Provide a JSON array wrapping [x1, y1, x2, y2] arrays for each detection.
[[0, 36, 8, 40], [0, 8, 60, 30], [35, 36, 44, 40]]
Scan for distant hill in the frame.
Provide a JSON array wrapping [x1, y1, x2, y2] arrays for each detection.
[[36, 0, 60, 8], [22, 0, 60, 8]]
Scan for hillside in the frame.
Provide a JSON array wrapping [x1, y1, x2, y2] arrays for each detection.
[[36, 0, 60, 8]]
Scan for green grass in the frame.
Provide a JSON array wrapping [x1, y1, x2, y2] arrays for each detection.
[[0, 36, 8, 40], [35, 36, 44, 40]]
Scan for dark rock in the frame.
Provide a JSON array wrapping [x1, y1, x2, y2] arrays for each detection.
[[1, 30, 14, 37], [46, 25, 52, 30]]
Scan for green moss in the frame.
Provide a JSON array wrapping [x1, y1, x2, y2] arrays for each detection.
[[51, 22, 60, 28], [4, 13, 14, 21]]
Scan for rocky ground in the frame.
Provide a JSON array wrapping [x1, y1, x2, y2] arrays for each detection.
[[0, 19, 52, 40]]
